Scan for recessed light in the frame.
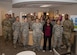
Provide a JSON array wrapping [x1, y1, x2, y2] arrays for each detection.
[[62, 14, 64, 16], [25, 14, 27, 16], [30, 13, 33, 15], [40, 5, 51, 7], [46, 12, 49, 15]]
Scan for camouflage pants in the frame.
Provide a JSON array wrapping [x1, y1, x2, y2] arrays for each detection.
[[22, 33, 29, 46], [63, 32, 71, 47], [33, 33, 42, 50], [53, 36, 62, 48], [13, 31, 21, 44], [3, 29, 12, 41]]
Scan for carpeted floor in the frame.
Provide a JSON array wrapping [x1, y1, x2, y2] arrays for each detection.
[[0, 36, 54, 55], [0, 36, 75, 55]]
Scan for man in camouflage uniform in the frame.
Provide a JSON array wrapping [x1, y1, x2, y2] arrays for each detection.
[[21, 18, 29, 47], [12, 16, 21, 48], [63, 14, 74, 52], [12, 13, 16, 23], [2, 14, 12, 41], [9, 14, 14, 24], [8, 14, 14, 40]]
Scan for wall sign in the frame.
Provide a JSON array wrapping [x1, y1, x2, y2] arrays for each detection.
[[70, 15, 77, 31]]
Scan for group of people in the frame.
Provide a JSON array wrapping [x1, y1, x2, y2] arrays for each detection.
[[2, 13, 74, 53]]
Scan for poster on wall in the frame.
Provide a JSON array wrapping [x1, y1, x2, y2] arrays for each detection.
[[70, 15, 77, 31]]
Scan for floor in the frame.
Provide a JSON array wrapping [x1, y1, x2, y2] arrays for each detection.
[[0, 36, 75, 55], [0, 36, 54, 55]]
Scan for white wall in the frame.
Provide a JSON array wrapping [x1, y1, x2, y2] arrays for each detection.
[[12, 8, 49, 16], [50, 4, 77, 15]]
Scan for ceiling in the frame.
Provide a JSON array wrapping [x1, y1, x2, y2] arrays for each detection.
[[0, 0, 12, 2], [12, 1, 77, 8], [0, 0, 77, 8]]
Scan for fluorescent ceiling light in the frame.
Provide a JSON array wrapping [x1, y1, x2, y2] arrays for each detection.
[[40, 5, 51, 7]]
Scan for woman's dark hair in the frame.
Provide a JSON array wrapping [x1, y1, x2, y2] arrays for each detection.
[[44, 18, 51, 26], [45, 18, 50, 23]]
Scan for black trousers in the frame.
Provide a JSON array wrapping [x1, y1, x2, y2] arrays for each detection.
[[43, 36, 52, 50]]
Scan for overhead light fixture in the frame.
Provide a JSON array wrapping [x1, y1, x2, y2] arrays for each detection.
[[40, 5, 51, 7], [46, 12, 49, 15], [30, 13, 33, 15], [62, 14, 64, 16], [25, 14, 27, 16]]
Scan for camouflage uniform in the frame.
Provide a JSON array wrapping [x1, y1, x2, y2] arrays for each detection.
[[12, 21, 21, 45], [41, 20, 45, 26], [30, 20, 35, 30], [12, 17, 16, 23], [51, 20, 56, 26], [53, 24, 63, 48], [9, 17, 15, 40], [32, 22, 43, 50], [2, 19, 12, 41], [21, 22, 29, 46], [63, 19, 74, 52], [9, 17, 16, 25]]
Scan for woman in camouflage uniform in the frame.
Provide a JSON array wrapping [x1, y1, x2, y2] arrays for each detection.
[[21, 18, 29, 47], [32, 19, 43, 51], [53, 20, 63, 49]]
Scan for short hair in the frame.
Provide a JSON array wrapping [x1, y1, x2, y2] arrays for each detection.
[[56, 19, 60, 23], [16, 16, 19, 18], [36, 18, 39, 20], [65, 14, 69, 17], [5, 14, 8, 15]]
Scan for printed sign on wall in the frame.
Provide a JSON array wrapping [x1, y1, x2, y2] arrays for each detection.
[[70, 15, 77, 31]]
